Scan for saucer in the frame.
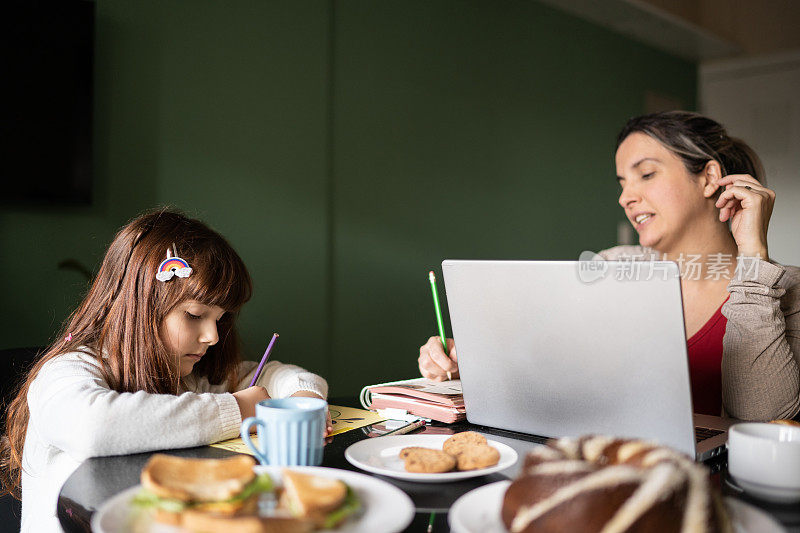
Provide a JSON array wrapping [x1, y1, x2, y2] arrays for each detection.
[[727, 474, 800, 504]]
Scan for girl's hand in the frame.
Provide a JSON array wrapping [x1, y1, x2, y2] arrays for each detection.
[[715, 174, 774, 260], [418, 336, 459, 381], [233, 386, 270, 424], [290, 390, 333, 436]]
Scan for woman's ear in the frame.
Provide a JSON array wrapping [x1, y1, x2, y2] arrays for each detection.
[[701, 160, 723, 198]]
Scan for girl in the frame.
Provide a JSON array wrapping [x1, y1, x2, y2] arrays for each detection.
[[418, 111, 800, 422], [0, 209, 330, 532]]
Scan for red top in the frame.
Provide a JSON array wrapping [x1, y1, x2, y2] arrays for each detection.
[[686, 296, 730, 416]]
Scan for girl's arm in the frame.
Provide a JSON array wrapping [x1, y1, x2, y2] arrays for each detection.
[[191, 360, 329, 399], [27, 353, 242, 461], [238, 360, 328, 399], [722, 260, 800, 420]]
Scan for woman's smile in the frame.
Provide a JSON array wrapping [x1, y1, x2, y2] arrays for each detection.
[[632, 212, 656, 230]]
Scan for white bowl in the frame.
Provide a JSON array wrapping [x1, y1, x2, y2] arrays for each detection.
[[728, 422, 800, 503]]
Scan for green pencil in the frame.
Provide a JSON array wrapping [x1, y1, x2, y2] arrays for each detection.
[[428, 271, 451, 380]]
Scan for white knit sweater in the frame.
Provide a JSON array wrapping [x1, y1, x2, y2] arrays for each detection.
[[20, 349, 328, 532]]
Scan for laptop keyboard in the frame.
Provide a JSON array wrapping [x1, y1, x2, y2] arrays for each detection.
[[695, 427, 724, 443]]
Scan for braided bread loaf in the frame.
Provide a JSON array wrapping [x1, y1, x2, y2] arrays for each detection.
[[501, 436, 731, 533]]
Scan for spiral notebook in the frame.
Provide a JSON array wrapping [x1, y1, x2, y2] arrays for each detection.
[[359, 377, 466, 423]]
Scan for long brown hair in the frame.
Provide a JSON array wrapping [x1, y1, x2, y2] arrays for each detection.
[[1, 209, 252, 498], [616, 111, 766, 187]]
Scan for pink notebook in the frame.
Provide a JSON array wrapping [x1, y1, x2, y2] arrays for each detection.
[[360, 378, 466, 423]]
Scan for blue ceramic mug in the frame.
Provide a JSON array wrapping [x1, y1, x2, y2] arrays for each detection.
[[240, 397, 326, 466]]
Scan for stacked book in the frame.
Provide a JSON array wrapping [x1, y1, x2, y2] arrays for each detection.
[[359, 377, 466, 423]]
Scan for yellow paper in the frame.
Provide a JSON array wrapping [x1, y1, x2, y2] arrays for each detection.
[[211, 435, 257, 454], [209, 405, 385, 455], [328, 405, 386, 436]]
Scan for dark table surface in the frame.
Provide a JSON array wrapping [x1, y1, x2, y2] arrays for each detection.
[[58, 398, 800, 532]]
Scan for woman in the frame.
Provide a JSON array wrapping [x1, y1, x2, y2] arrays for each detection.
[[418, 111, 800, 421]]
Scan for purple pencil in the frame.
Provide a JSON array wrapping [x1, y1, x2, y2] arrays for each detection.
[[249, 333, 279, 387]]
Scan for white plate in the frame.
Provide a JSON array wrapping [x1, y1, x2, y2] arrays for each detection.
[[344, 434, 518, 483], [447, 481, 785, 533], [90, 465, 414, 533], [726, 498, 787, 533]]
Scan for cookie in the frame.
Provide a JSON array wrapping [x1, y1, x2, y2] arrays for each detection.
[[455, 444, 500, 471], [399, 446, 430, 459], [402, 448, 456, 473], [443, 431, 487, 457]]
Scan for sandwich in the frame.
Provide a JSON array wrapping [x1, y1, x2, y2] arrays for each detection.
[[278, 469, 361, 529], [133, 454, 311, 532]]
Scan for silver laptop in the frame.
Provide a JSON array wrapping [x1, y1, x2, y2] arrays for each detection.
[[441, 259, 732, 461]]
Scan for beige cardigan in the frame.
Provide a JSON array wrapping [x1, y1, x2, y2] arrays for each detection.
[[599, 245, 800, 421]]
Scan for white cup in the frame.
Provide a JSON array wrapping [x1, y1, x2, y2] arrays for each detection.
[[728, 422, 800, 503]]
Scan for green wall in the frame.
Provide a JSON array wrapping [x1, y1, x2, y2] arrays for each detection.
[[0, 1, 695, 396]]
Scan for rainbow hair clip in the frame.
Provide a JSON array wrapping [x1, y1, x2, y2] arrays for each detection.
[[156, 248, 192, 282]]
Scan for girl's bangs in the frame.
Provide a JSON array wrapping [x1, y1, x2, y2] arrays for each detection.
[[188, 261, 250, 313], [177, 248, 252, 312]]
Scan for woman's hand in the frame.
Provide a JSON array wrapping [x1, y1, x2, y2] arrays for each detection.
[[290, 390, 333, 436], [233, 386, 270, 426], [418, 336, 459, 381], [715, 174, 774, 260]]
